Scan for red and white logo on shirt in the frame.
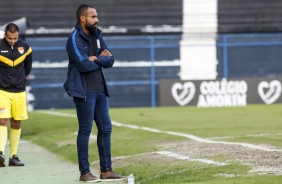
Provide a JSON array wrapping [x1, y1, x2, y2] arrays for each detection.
[[18, 47, 24, 54]]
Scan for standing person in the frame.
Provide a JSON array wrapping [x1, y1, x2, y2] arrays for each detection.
[[0, 23, 32, 167], [64, 4, 126, 183]]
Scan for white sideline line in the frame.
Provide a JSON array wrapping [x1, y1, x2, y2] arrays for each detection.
[[156, 151, 227, 166], [210, 133, 282, 140], [111, 151, 227, 166], [36, 110, 282, 152], [37, 110, 77, 118], [112, 121, 282, 152]]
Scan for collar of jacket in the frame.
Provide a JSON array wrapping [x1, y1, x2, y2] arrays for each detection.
[[1, 37, 20, 48], [75, 22, 102, 39]]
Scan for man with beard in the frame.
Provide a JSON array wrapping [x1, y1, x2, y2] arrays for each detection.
[[64, 4, 126, 183]]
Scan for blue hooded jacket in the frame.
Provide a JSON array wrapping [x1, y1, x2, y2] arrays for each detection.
[[64, 23, 114, 99]]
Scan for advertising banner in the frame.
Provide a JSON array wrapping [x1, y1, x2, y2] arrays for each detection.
[[159, 78, 282, 107]]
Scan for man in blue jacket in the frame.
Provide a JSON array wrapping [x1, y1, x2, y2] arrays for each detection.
[[64, 4, 125, 183]]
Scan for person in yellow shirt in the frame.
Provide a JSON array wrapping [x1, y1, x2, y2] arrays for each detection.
[[0, 23, 32, 167]]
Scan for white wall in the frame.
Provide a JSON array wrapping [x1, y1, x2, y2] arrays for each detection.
[[180, 0, 218, 80]]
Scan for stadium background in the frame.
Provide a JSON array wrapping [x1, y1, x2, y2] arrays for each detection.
[[0, 0, 282, 109]]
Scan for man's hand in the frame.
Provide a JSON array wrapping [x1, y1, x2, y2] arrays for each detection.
[[89, 50, 112, 62], [99, 49, 112, 56], [89, 56, 98, 62]]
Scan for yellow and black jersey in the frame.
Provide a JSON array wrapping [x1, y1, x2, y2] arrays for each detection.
[[0, 38, 32, 92]]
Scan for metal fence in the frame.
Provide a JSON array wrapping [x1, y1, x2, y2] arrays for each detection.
[[27, 33, 282, 109], [217, 33, 282, 78]]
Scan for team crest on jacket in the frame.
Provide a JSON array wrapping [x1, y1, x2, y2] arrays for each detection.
[[0, 107, 5, 114], [18, 47, 24, 54]]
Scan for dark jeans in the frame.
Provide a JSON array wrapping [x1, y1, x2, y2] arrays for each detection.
[[73, 92, 112, 174]]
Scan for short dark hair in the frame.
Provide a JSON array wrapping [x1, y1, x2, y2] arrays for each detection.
[[5, 23, 19, 34], [76, 4, 94, 22]]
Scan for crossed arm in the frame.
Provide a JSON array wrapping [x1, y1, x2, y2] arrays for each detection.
[[88, 49, 112, 62]]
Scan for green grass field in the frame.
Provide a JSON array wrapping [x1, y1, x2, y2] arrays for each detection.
[[22, 104, 282, 184]]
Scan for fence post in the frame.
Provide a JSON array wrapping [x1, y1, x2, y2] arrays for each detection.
[[149, 36, 156, 107], [223, 35, 229, 78]]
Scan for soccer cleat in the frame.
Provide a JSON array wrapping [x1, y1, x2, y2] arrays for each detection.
[[100, 171, 126, 181], [0, 151, 5, 167], [79, 171, 101, 183], [9, 155, 24, 166]]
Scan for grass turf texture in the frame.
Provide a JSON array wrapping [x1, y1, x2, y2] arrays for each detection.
[[22, 104, 282, 183]]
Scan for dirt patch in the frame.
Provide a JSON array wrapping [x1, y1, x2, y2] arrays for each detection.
[[91, 140, 282, 177], [159, 140, 282, 175]]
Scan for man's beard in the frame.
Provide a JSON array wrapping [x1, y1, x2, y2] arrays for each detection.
[[86, 22, 97, 34]]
